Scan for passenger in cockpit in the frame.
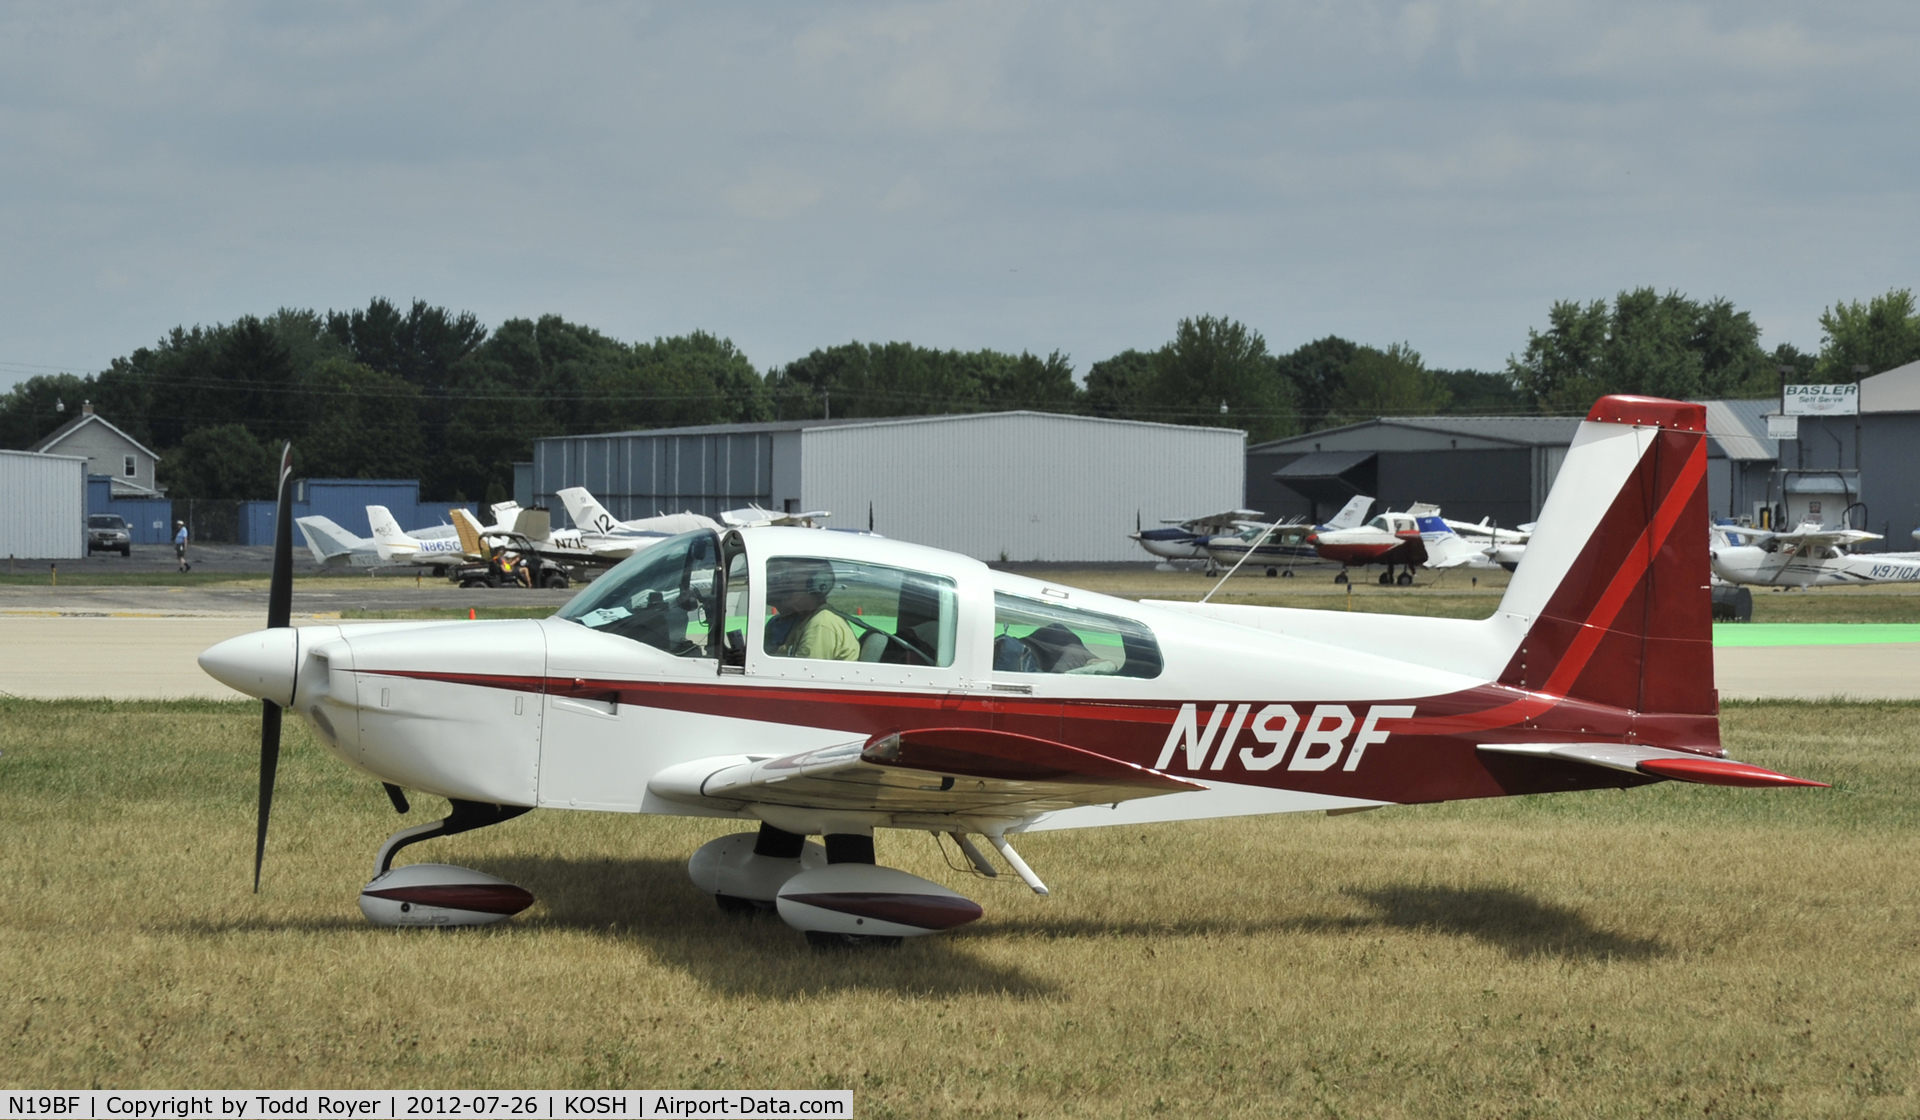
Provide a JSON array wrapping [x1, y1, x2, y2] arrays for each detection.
[[765, 558, 860, 661]]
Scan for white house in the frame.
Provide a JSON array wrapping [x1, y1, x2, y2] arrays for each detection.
[[27, 402, 165, 498]]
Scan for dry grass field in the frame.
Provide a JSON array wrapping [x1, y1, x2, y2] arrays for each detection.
[[3, 698, 1917, 1116]]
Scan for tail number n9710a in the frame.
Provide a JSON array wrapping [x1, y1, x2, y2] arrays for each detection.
[[1154, 703, 1416, 774]]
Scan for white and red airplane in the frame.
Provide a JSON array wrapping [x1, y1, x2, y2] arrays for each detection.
[[1306, 505, 1434, 585], [201, 396, 1823, 947]]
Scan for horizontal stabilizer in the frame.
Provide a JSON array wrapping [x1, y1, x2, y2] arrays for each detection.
[[1634, 756, 1828, 788], [1478, 742, 1826, 788]]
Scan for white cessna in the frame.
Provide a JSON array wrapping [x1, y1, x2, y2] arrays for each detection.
[[1710, 522, 1920, 588], [202, 397, 1823, 948]]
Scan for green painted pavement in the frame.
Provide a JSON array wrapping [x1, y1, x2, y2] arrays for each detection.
[[1713, 623, 1920, 647]]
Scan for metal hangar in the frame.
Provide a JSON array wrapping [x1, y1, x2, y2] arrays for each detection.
[[529, 411, 1245, 563]]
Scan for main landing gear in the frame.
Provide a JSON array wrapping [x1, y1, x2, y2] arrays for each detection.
[[690, 822, 1041, 948], [357, 797, 535, 927]]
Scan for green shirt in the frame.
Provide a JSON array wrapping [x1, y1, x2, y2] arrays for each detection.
[[773, 609, 860, 662]]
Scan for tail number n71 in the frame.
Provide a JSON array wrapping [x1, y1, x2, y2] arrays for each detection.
[[1154, 703, 1416, 774]]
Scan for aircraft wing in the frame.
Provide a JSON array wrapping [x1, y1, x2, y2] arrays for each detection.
[[648, 727, 1204, 821], [1168, 508, 1264, 532], [1769, 527, 1882, 550], [722, 506, 833, 528]]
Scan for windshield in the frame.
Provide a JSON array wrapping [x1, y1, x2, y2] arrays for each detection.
[[88, 515, 126, 529], [555, 530, 722, 658]]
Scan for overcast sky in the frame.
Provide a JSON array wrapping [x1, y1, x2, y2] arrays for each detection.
[[2, 1, 1915, 393]]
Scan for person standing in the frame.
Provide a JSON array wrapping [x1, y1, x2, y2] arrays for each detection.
[[173, 520, 190, 572]]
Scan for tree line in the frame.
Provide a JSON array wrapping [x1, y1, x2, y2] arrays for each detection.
[[2, 288, 1915, 501]]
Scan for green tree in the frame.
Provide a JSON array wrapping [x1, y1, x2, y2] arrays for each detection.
[[1275, 336, 1362, 431], [1330, 343, 1449, 422], [158, 423, 277, 499], [1815, 289, 1920, 380], [983, 351, 1080, 411], [587, 332, 769, 431], [1084, 349, 1155, 419], [1434, 369, 1524, 414], [297, 359, 427, 480], [1508, 288, 1773, 412], [1149, 316, 1293, 442], [0, 373, 91, 449], [770, 342, 999, 419]]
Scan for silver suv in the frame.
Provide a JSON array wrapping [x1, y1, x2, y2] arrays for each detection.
[[88, 514, 132, 556]]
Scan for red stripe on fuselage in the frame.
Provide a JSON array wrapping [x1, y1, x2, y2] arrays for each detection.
[[369, 668, 1705, 804]]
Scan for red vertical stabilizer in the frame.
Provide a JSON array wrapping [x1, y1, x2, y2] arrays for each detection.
[[1498, 396, 1714, 721]]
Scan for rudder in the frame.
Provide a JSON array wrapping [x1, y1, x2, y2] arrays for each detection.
[[1495, 396, 1713, 718]]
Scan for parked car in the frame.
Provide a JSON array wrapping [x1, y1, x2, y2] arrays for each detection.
[[87, 514, 132, 556]]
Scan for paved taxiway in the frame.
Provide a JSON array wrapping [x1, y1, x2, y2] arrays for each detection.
[[3, 585, 1914, 701]]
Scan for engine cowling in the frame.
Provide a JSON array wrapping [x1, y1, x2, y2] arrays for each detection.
[[775, 864, 983, 939], [359, 862, 534, 927]]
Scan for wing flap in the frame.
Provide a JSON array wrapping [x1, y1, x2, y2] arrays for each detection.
[[648, 728, 1205, 819]]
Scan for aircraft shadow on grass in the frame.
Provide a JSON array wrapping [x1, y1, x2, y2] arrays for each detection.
[[169, 853, 1054, 998], [477, 854, 1060, 999], [1305, 884, 1670, 961], [967, 885, 1663, 962]]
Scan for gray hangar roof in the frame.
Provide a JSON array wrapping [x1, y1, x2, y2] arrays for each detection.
[[1249, 415, 1583, 454]]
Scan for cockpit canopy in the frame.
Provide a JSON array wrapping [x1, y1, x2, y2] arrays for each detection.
[[555, 528, 1161, 679]]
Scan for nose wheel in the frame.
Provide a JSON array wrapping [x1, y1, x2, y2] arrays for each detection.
[[358, 798, 534, 927]]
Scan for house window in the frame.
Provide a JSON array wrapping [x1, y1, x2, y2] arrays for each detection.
[[124, 456, 136, 477]]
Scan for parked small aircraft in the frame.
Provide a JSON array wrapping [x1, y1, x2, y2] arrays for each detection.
[[555, 487, 722, 558], [1710, 523, 1920, 588], [1201, 496, 1376, 577], [299, 514, 470, 572], [1306, 505, 1438, 584], [1418, 516, 1530, 573], [202, 397, 1823, 948], [1130, 509, 1266, 565]]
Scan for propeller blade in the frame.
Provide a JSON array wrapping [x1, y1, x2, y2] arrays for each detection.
[[267, 443, 295, 630], [254, 699, 281, 892], [255, 443, 296, 891]]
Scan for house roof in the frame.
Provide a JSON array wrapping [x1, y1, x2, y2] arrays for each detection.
[[26, 412, 163, 461]]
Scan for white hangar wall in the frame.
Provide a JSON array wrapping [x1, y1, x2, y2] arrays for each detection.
[[799, 413, 1244, 563], [531, 412, 1244, 563], [0, 450, 87, 559]]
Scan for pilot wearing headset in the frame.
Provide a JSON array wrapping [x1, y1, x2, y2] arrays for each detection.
[[764, 557, 860, 662]]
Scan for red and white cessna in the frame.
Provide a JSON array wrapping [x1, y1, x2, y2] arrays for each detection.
[[202, 396, 1822, 946]]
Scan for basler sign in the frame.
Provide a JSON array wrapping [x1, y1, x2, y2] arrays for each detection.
[[1783, 383, 1859, 416]]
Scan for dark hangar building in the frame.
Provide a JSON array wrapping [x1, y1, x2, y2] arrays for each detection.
[[1247, 416, 1583, 529], [1247, 407, 1783, 529]]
